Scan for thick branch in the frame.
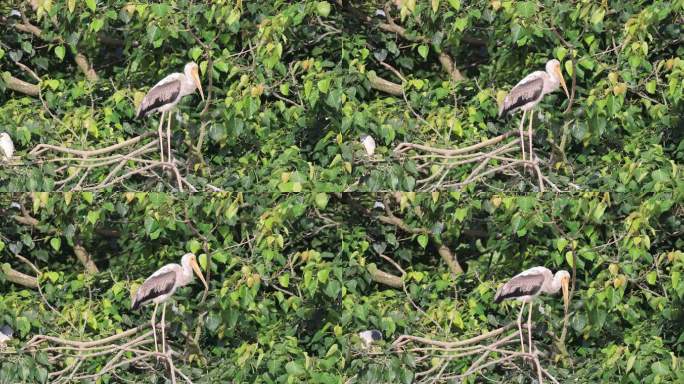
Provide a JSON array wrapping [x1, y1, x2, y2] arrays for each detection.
[[3, 73, 40, 96], [438, 52, 465, 82], [379, 199, 463, 275], [368, 72, 403, 96], [1, 263, 38, 288], [75, 53, 99, 82], [437, 244, 464, 275], [367, 264, 403, 288], [74, 244, 99, 274]]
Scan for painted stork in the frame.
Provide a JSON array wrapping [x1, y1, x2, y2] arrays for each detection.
[[131, 253, 208, 354], [0, 132, 14, 162], [494, 267, 570, 355], [499, 59, 570, 164], [136, 62, 204, 166]]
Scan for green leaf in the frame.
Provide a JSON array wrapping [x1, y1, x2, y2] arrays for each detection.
[[646, 80, 656, 94], [515, 1, 537, 18], [85, 0, 96, 12], [417, 234, 428, 249], [91, 18, 104, 32], [418, 45, 429, 59], [16, 316, 30, 337], [86, 210, 100, 225], [565, 251, 575, 268], [316, 1, 331, 17], [454, 207, 468, 222], [67, 0, 76, 13], [646, 271, 657, 285], [556, 238, 569, 252], [317, 78, 331, 93], [672, 271, 680, 289], [285, 361, 306, 377], [190, 46, 202, 61], [44, 271, 59, 283], [314, 193, 329, 209], [50, 237, 61, 251], [447, 0, 461, 10], [590, 8, 605, 25], [213, 251, 228, 264], [198, 253, 207, 270], [187, 239, 202, 254], [55, 46, 65, 61]]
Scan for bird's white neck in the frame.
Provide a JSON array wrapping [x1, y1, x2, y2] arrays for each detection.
[[545, 67, 561, 89], [547, 272, 566, 294], [179, 257, 195, 285], [180, 66, 198, 96]]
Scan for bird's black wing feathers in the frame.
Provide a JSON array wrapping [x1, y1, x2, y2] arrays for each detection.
[[494, 273, 545, 303], [131, 271, 176, 309], [136, 80, 181, 118], [499, 77, 544, 116]]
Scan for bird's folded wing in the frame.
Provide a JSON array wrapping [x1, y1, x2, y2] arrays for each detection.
[[136, 79, 181, 118], [494, 272, 545, 303], [132, 270, 176, 308], [500, 77, 543, 116]]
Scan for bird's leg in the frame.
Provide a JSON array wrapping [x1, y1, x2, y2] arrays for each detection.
[[518, 109, 527, 163], [157, 112, 165, 163], [527, 301, 534, 357], [166, 111, 173, 166], [528, 109, 534, 167], [517, 301, 526, 354], [151, 302, 159, 354], [161, 302, 167, 355]]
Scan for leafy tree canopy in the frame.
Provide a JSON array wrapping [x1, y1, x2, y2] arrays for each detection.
[[0, 0, 681, 191]]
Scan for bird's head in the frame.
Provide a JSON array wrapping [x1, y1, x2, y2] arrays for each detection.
[[0, 132, 10, 141], [181, 253, 208, 292], [546, 59, 570, 99], [555, 270, 571, 314], [184, 62, 205, 101]]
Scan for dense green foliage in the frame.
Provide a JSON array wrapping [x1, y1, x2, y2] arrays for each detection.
[[1, 192, 683, 382], [0, 0, 682, 191]]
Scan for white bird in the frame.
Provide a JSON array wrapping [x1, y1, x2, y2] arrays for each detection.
[[360, 134, 376, 157], [131, 253, 208, 354], [136, 62, 204, 168], [494, 267, 570, 355], [0, 325, 12, 345], [499, 59, 570, 165], [358, 330, 383, 348], [0, 132, 14, 162]]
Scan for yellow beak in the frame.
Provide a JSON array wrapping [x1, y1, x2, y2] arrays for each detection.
[[190, 257, 209, 292], [556, 66, 570, 99], [561, 277, 570, 315], [192, 69, 205, 101]]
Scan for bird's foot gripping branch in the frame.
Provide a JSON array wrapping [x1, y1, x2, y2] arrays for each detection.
[[393, 131, 560, 192]]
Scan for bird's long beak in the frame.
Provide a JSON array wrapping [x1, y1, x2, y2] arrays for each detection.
[[190, 257, 209, 292], [192, 68, 205, 101], [556, 66, 570, 99], [561, 276, 570, 315]]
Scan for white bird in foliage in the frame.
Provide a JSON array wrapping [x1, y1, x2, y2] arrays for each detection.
[[499, 59, 570, 164], [494, 267, 570, 355], [360, 134, 376, 157], [0, 132, 14, 162], [131, 253, 208, 354], [136, 62, 204, 167]]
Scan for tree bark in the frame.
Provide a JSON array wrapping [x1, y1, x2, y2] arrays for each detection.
[[74, 244, 99, 274], [2, 263, 38, 288], [368, 72, 403, 96], [437, 244, 464, 275], [367, 265, 403, 288], [4, 74, 40, 97]]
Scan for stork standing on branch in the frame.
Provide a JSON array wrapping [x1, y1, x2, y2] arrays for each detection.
[[494, 267, 570, 355], [131, 253, 208, 355], [499, 59, 570, 164], [136, 62, 204, 166]]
